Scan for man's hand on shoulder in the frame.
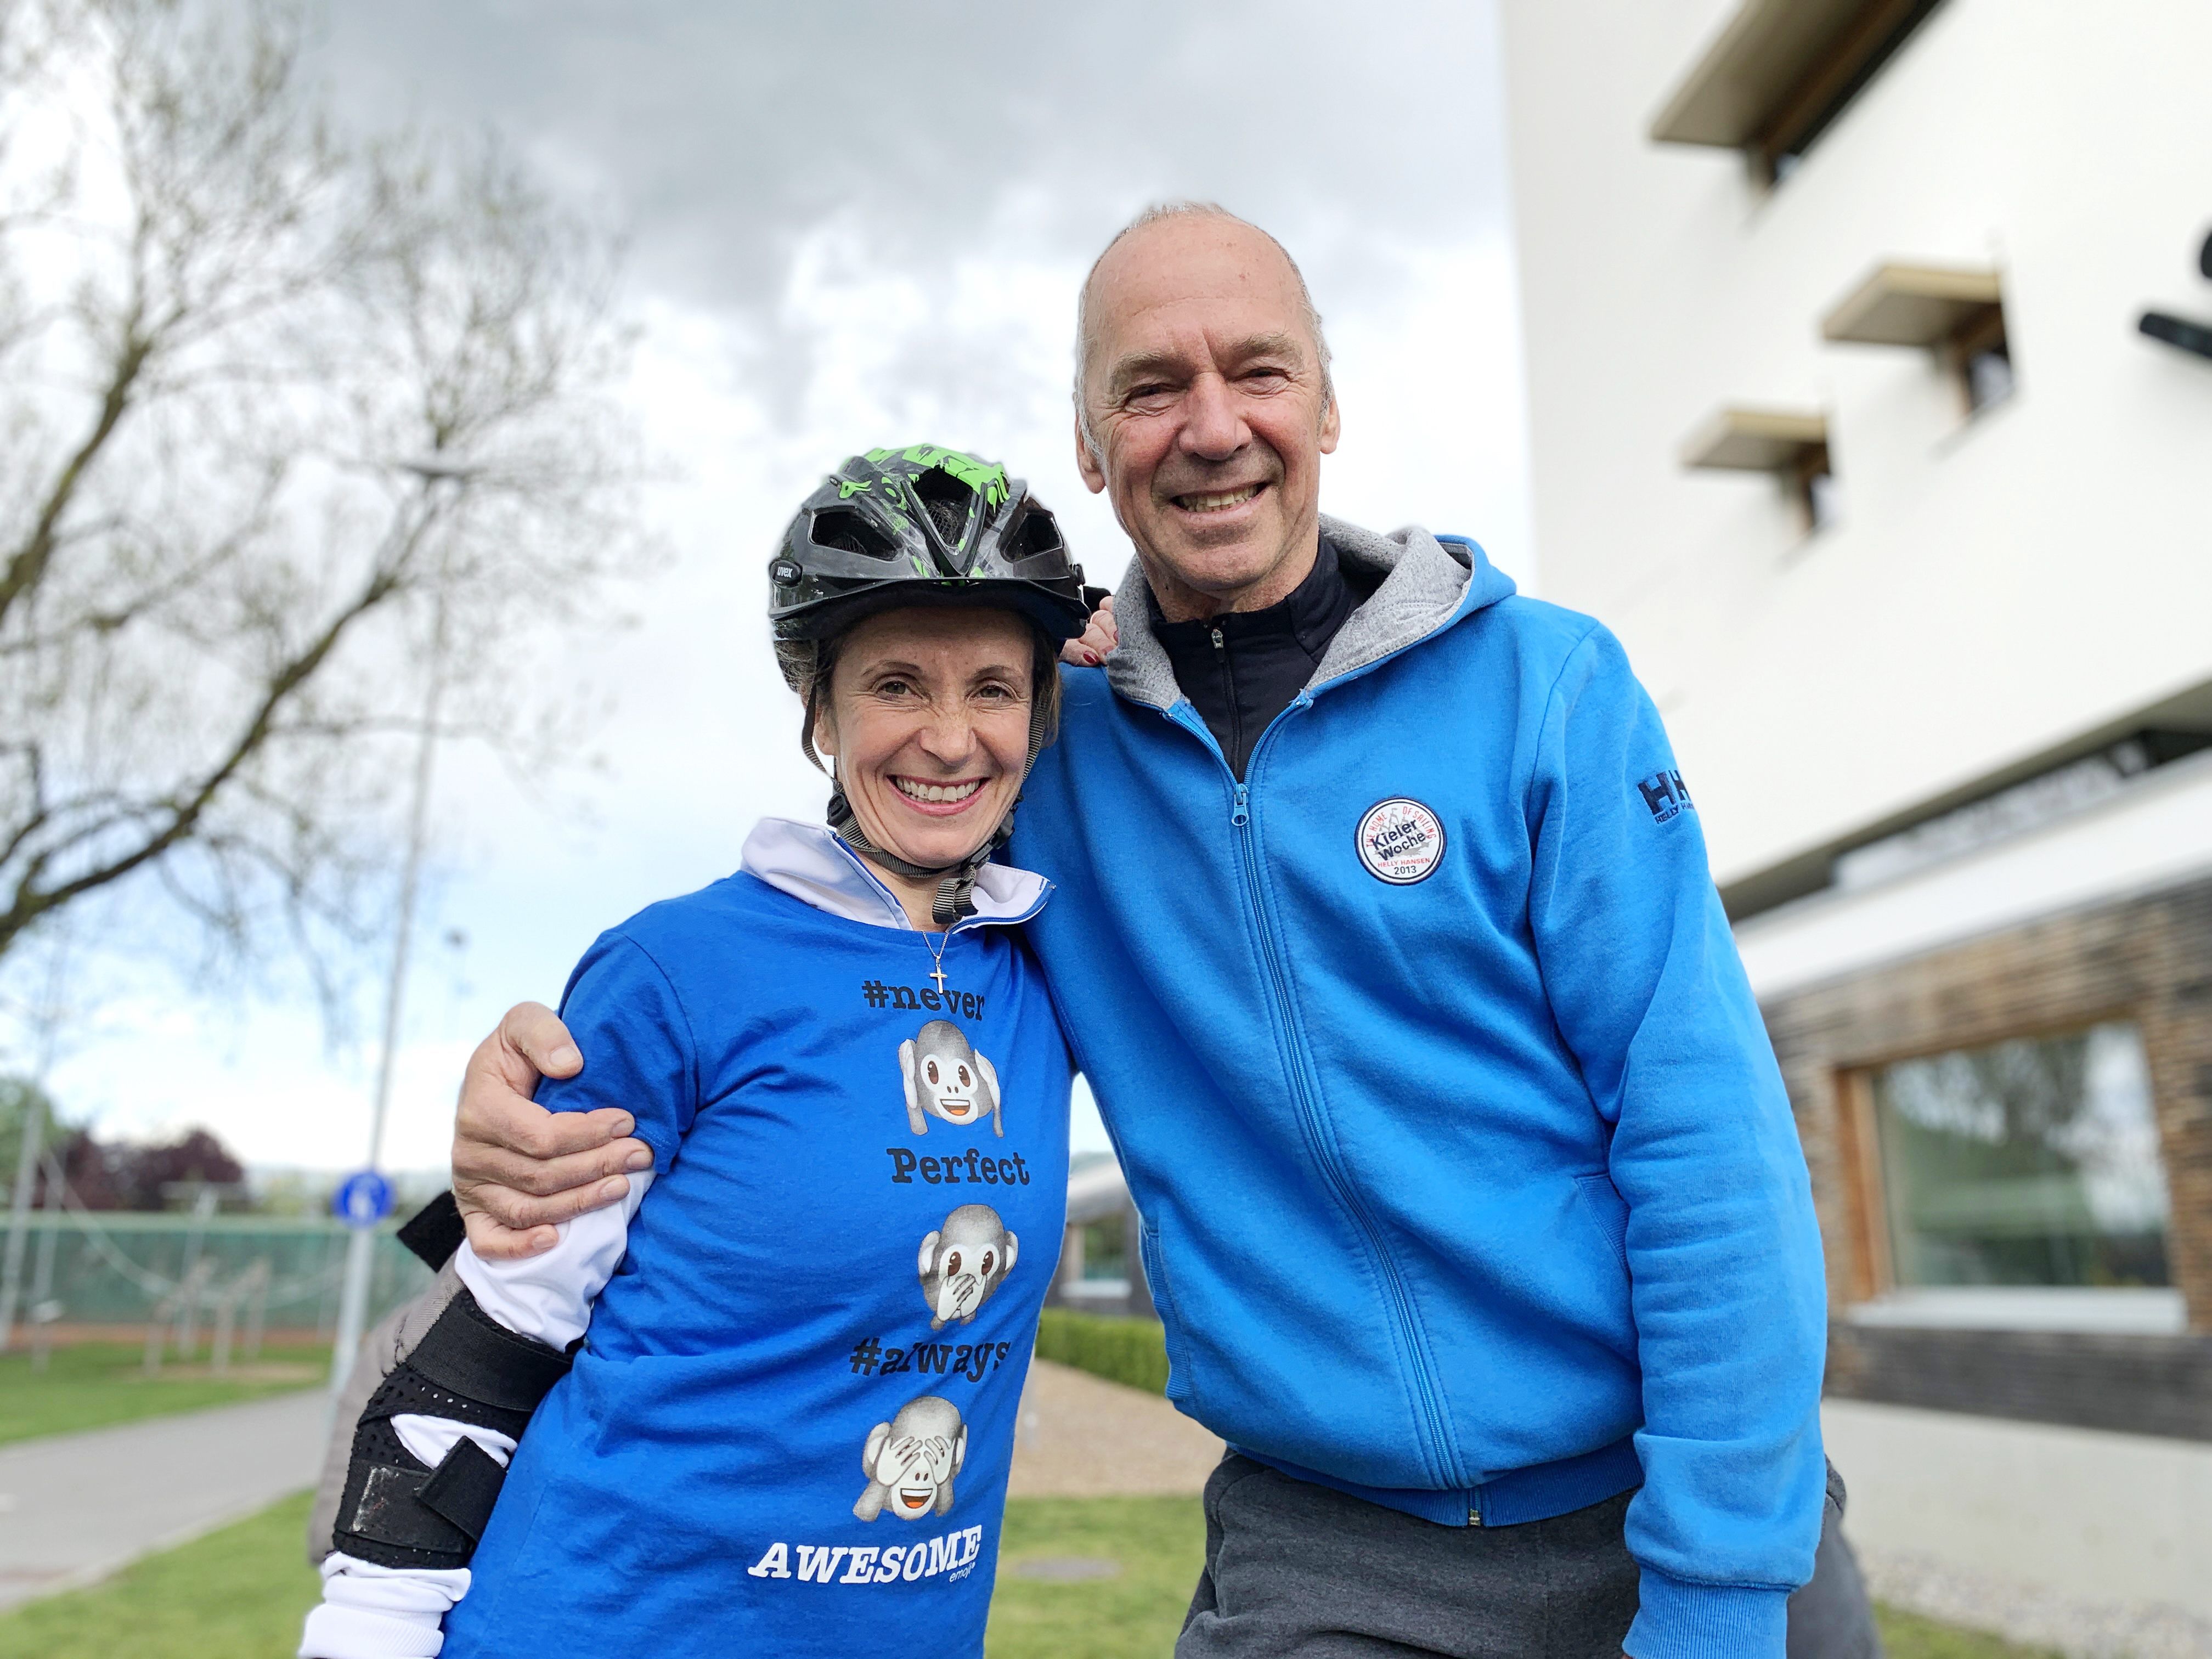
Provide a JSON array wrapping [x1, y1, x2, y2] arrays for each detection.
[[453, 1001, 652, 1260]]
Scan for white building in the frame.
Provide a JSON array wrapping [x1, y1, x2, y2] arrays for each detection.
[[1499, 0, 2212, 1643]]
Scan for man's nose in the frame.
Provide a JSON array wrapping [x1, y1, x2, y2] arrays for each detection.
[[1178, 372, 1248, 459]]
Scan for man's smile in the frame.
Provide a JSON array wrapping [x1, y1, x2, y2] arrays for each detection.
[[1172, 481, 1268, 513]]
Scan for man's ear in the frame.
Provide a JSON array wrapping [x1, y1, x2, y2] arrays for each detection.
[[1319, 390, 1342, 455], [1074, 414, 1107, 494]]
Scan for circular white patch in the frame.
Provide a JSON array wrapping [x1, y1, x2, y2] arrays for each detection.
[[1356, 798, 1446, 885]]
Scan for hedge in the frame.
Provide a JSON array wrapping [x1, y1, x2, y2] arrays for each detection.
[[1034, 1307, 1170, 1395]]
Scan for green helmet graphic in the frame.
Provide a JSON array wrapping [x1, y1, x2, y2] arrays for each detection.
[[768, 444, 1088, 646]]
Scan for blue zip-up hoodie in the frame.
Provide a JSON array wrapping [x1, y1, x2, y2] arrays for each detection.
[[1008, 516, 1827, 1659]]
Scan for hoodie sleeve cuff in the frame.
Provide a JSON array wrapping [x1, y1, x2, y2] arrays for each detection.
[[1625, 1568, 1791, 1659]]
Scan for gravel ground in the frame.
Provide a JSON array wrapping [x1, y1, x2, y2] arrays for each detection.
[[1861, 1546, 2212, 1659], [1007, 1359, 1223, 1498]]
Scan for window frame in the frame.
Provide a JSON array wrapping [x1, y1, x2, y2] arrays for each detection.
[[1836, 1015, 2173, 1305]]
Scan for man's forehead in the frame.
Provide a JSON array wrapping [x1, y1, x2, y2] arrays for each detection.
[[1087, 216, 1311, 351]]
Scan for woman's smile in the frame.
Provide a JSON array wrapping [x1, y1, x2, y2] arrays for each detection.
[[889, 774, 990, 815]]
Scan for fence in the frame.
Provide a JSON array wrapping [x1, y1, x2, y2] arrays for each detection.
[[13, 1211, 431, 1341]]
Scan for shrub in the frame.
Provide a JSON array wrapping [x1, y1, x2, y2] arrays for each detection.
[[1035, 1308, 1170, 1395]]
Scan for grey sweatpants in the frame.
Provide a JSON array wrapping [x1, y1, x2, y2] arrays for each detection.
[[1178, 1455, 1882, 1659]]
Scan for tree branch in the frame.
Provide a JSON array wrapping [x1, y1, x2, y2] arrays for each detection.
[[0, 494, 430, 956]]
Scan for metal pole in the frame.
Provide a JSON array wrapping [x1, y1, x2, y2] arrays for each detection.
[[27, 1148, 64, 1371], [329, 590, 449, 1392], [0, 945, 69, 1352], [0, 1087, 47, 1353]]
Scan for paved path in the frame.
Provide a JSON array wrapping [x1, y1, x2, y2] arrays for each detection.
[[0, 1390, 327, 1609], [0, 1362, 1209, 1611], [1008, 1359, 1223, 1499]]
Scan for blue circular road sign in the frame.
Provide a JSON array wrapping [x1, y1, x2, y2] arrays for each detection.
[[332, 1170, 395, 1228]]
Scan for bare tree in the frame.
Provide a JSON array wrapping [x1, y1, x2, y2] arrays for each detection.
[[0, 0, 644, 993]]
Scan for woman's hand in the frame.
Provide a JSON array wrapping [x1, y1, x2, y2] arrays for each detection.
[[452, 1002, 652, 1260], [1058, 594, 1118, 667]]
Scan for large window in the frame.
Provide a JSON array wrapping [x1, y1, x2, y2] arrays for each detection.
[[1870, 1024, 2171, 1290], [1078, 1218, 1128, 1285]]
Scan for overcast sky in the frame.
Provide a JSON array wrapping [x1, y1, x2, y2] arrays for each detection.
[[29, 0, 1536, 1175]]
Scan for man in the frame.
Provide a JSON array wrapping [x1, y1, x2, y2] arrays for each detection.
[[444, 205, 1875, 1658]]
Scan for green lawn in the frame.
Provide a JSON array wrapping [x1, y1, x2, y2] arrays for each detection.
[[0, 1342, 326, 1447], [0, 1491, 319, 1659], [989, 1496, 1203, 1659], [0, 1485, 2058, 1659], [1875, 1605, 2061, 1658]]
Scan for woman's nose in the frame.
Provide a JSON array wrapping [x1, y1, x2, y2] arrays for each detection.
[[916, 709, 975, 761]]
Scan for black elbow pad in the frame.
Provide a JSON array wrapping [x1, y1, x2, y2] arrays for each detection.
[[333, 1288, 573, 1570], [396, 1191, 467, 1272]]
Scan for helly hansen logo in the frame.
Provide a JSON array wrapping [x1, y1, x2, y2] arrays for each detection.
[[1638, 770, 1693, 825]]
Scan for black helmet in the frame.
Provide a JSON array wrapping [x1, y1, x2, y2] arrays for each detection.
[[768, 444, 1088, 646]]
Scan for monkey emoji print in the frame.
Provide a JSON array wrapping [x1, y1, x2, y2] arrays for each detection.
[[918, 1205, 1017, 1331], [899, 1020, 1002, 1137], [853, 1396, 967, 1522]]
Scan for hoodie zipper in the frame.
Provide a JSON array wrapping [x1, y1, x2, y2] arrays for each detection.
[[1171, 693, 1457, 1493]]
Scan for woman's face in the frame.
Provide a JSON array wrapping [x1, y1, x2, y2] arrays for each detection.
[[817, 607, 1036, 880]]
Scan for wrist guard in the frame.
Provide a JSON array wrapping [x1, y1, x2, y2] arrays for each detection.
[[332, 1287, 572, 1570]]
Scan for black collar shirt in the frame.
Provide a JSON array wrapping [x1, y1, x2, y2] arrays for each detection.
[[1150, 536, 1370, 780]]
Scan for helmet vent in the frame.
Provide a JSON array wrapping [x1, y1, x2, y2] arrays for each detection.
[[912, 466, 976, 548], [811, 508, 897, 561], [1005, 506, 1065, 562]]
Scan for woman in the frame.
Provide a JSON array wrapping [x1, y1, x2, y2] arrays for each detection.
[[302, 445, 1109, 1659]]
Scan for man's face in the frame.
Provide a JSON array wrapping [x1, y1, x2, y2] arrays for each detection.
[[1076, 215, 1340, 619]]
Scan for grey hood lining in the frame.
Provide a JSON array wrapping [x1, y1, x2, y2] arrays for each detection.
[[1102, 515, 1475, 713]]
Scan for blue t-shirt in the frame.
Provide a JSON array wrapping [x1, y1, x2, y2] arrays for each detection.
[[443, 867, 1072, 1659]]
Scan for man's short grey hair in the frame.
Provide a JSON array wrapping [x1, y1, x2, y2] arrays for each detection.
[[1073, 200, 1334, 464]]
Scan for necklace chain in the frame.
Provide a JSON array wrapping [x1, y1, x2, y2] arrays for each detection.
[[923, 926, 952, 997]]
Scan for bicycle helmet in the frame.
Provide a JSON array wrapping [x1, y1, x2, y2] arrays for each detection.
[[768, 444, 1091, 926], [769, 444, 1089, 647]]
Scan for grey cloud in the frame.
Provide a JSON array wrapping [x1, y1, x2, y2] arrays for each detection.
[[323, 1, 1510, 317]]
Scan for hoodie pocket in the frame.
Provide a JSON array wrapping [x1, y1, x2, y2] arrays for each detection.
[[1138, 1218, 1197, 1404], [1572, 1172, 1630, 1274]]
